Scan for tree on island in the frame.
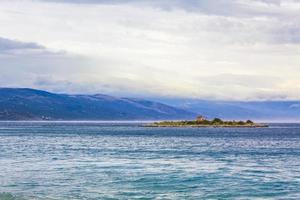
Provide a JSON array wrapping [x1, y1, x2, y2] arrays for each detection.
[[237, 121, 245, 125], [212, 118, 223, 124]]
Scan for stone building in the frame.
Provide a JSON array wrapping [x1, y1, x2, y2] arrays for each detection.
[[196, 115, 206, 122]]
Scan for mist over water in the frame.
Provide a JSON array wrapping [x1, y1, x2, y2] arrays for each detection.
[[0, 122, 299, 199]]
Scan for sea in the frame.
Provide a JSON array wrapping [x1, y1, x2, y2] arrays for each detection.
[[0, 121, 299, 200]]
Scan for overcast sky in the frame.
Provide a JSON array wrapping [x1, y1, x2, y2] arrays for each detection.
[[0, 0, 300, 100]]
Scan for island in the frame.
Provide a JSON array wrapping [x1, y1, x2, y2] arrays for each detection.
[[143, 116, 268, 128]]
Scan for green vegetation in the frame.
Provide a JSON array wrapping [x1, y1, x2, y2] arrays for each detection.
[[145, 116, 267, 127]]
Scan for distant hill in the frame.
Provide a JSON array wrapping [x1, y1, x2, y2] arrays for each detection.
[[0, 88, 195, 120], [154, 99, 300, 122]]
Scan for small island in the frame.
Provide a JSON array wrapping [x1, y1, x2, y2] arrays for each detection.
[[144, 116, 268, 128]]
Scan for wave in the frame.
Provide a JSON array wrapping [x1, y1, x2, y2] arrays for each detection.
[[0, 193, 25, 200]]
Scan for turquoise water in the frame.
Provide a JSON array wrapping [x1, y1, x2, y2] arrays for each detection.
[[0, 122, 299, 199]]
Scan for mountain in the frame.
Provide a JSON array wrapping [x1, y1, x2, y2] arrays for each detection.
[[153, 98, 300, 122], [0, 88, 195, 120], [2, 88, 299, 122]]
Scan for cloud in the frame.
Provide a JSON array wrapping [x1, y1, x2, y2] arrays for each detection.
[[0, 37, 92, 90], [39, 0, 299, 18], [0, 37, 42, 51], [0, 0, 299, 100]]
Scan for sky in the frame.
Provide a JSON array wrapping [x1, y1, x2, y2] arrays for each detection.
[[0, 0, 300, 100]]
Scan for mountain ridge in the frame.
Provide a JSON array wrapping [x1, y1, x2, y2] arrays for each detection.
[[0, 88, 195, 120]]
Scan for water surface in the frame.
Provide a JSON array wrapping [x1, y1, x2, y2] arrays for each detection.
[[0, 122, 299, 199]]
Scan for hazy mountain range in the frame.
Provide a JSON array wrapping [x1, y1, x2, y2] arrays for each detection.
[[0, 88, 195, 120], [154, 98, 300, 122], [1, 88, 300, 121]]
